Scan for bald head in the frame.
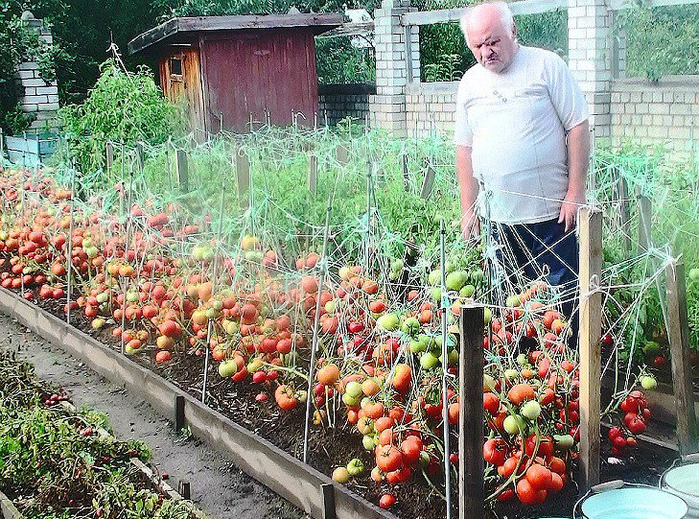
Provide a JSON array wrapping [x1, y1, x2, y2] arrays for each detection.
[[460, 2, 518, 73]]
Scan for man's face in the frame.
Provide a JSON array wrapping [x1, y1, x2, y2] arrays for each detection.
[[466, 16, 517, 74]]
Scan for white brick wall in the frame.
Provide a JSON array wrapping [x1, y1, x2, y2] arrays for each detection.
[[13, 14, 59, 132]]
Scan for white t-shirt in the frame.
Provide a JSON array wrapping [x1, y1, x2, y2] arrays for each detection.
[[454, 45, 589, 224]]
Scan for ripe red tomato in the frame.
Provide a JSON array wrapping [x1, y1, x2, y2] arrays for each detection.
[[483, 438, 507, 466], [376, 445, 403, 473], [379, 494, 396, 509]]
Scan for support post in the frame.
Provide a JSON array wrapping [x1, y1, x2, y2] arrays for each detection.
[[307, 154, 318, 195], [638, 194, 652, 251], [320, 483, 336, 519], [177, 480, 191, 500], [578, 207, 603, 491], [459, 305, 484, 519], [666, 258, 698, 455], [175, 150, 189, 193], [235, 149, 250, 208], [175, 394, 185, 431]]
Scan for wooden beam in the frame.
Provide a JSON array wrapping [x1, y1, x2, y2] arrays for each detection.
[[578, 208, 603, 491], [321, 483, 336, 519], [459, 305, 484, 519], [401, 0, 567, 26], [401, 153, 410, 191], [666, 258, 698, 456], [618, 175, 631, 254]]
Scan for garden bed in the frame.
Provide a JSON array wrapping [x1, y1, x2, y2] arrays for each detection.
[[0, 285, 680, 519], [0, 348, 204, 519]]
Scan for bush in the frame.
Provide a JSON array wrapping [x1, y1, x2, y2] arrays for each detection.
[[59, 59, 184, 175]]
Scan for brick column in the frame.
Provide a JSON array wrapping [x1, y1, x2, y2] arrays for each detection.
[[16, 11, 60, 132], [567, 0, 613, 138], [369, 0, 419, 136]]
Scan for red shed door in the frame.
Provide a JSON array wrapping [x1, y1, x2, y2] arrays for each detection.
[[201, 29, 318, 133]]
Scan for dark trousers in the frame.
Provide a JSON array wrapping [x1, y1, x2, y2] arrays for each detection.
[[494, 218, 579, 340]]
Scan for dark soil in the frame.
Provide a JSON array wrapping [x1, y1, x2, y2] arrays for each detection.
[[9, 287, 684, 519]]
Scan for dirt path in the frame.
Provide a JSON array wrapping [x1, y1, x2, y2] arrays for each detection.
[[0, 311, 307, 519]]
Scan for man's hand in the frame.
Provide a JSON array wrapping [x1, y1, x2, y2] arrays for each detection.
[[558, 189, 585, 232], [461, 210, 480, 242]]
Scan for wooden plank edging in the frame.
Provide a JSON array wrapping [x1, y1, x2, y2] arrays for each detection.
[[0, 287, 396, 519], [0, 490, 23, 519]]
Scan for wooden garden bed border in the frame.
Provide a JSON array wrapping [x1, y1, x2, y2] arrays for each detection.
[[0, 286, 396, 519]]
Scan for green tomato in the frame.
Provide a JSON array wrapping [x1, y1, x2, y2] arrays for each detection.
[[401, 316, 421, 336], [554, 434, 574, 450], [459, 284, 475, 297], [409, 340, 426, 354], [218, 360, 238, 378], [503, 415, 520, 435], [391, 259, 404, 272], [448, 349, 459, 366], [345, 381, 364, 399], [517, 353, 528, 366], [428, 269, 441, 285], [420, 351, 440, 370], [446, 271, 465, 291], [362, 435, 376, 451], [504, 368, 520, 381], [377, 313, 400, 332], [483, 307, 492, 324], [431, 287, 442, 302], [689, 268, 699, 282], [521, 400, 542, 421], [640, 375, 658, 390], [346, 458, 365, 476]]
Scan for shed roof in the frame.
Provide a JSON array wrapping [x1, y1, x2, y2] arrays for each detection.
[[128, 13, 343, 55]]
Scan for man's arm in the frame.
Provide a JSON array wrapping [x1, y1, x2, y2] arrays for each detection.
[[559, 119, 590, 232], [457, 144, 480, 240]]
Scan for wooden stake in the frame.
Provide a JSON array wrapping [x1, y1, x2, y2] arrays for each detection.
[[666, 258, 698, 455], [401, 153, 410, 191], [638, 194, 652, 251], [578, 207, 603, 491], [335, 144, 348, 166], [235, 149, 250, 207], [420, 161, 435, 200], [320, 483, 336, 519], [106, 142, 114, 174], [618, 175, 631, 254], [459, 305, 484, 519], [307, 154, 318, 195], [175, 149, 189, 193]]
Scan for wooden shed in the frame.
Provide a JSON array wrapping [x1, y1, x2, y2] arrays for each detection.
[[128, 13, 342, 135]]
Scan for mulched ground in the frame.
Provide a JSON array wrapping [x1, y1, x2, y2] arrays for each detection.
[[16, 289, 681, 519]]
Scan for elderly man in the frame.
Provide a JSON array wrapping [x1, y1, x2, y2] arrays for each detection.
[[455, 1, 590, 323]]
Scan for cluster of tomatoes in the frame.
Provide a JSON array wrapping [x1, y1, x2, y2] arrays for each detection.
[[608, 390, 651, 457]]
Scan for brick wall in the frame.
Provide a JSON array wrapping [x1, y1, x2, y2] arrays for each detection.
[[16, 13, 59, 132], [402, 77, 699, 157], [610, 77, 699, 156], [318, 84, 374, 126], [405, 82, 457, 138]]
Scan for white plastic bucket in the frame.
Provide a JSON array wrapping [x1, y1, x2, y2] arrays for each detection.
[[580, 487, 687, 519], [662, 464, 699, 518]]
